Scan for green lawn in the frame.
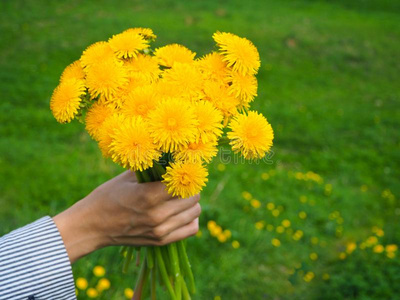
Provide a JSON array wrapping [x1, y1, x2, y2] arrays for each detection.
[[1, 0, 399, 299]]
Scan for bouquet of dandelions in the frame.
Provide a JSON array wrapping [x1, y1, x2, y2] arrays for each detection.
[[50, 27, 274, 299]]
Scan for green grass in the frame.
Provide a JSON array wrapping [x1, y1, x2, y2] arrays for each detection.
[[1, 0, 399, 299]]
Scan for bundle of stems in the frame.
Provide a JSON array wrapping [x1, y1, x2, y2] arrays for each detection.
[[120, 158, 195, 300]]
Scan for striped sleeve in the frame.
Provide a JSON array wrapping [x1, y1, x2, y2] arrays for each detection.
[[0, 216, 77, 300]]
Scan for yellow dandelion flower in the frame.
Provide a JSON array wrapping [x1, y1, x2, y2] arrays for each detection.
[[366, 236, 378, 246], [223, 229, 232, 239], [272, 209, 280, 217], [207, 220, 217, 231], [322, 273, 330, 280], [299, 211, 307, 219], [111, 116, 161, 171], [124, 288, 134, 299], [339, 252, 346, 260], [310, 253, 318, 260], [124, 54, 160, 83], [373, 244, 384, 253], [211, 226, 222, 237], [228, 111, 274, 159], [108, 30, 149, 59], [346, 242, 357, 254], [126, 27, 156, 40], [261, 172, 270, 180], [85, 102, 115, 140], [97, 278, 111, 291], [50, 78, 85, 123], [266, 202, 275, 210], [148, 98, 198, 152], [386, 244, 398, 252], [93, 265, 106, 277], [162, 62, 204, 101], [266, 224, 274, 231], [154, 44, 196, 67], [76, 277, 88, 290], [120, 85, 159, 119], [282, 219, 291, 228], [255, 221, 264, 230], [193, 100, 223, 143], [303, 271, 314, 282], [213, 31, 260, 75], [114, 77, 150, 107], [80, 41, 116, 69], [276, 226, 285, 233], [174, 139, 218, 163], [242, 191, 252, 200], [271, 238, 281, 247], [387, 252, 396, 259], [60, 60, 85, 82], [217, 233, 227, 243], [293, 230, 303, 241], [197, 52, 229, 82], [227, 71, 258, 108], [232, 240, 240, 249], [311, 237, 319, 244], [162, 160, 208, 198], [85, 60, 128, 99], [251, 199, 261, 208], [217, 163, 226, 171], [203, 81, 239, 125], [86, 288, 99, 298], [98, 113, 125, 158]]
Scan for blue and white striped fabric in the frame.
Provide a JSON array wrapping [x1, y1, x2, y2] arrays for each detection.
[[0, 216, 76, 300]]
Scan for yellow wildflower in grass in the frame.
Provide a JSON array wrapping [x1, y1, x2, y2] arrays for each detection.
[[251, 199, 261, 208], [293, 230, 303, 241], [163, 160, 208, 198], [162, 63, 205, 101], [128, 27, 156, 40], [310, 253, 318, 261], [339, 252, 346, 260], [266, 224, 274, 232], [76, 277, 88, 290], [93, 265, 106, 277], [228, 111, 274, 160], [299, 195, 307, 203], [223, 230, 232, 239], [346, 242, 357, 254], [111, 116, 161, 171], [174, 140, 218, 163], [203, 80, 239, 125], [387, 252, 396, 259], [97, 278, 111, 291], [282, 219, 291, 228], [217, 163, 226, 171], [276, 226, 285, 234], [87, 288, 99, 298], [60, 60, 85, 82], [50, 78, 86, 123], [266, 202, 275, 210], [386, 244, 398, 252], [272, 209, 280, 217], [193, 100, 223, 143], [85, 60, 128, 99], [375, 228, 384, 237], [227, 71, 258, 107], [124, 288, 134, 299], [261, 172, 270, 180], [232, 240, 240, 249], [373, 245, 384, 253], [303, 271, 314, 282], [213, 31, 260, 75], [242, 191, 252, 201], [311, 237, 319, 245], [154, 44, 196, 67], [148, 98, 198, 152], [108, 30, 149, 59], [217, 233, 227, 243], [80, 41, 116, 69], [124, 54, 160, 83], [366, 236, 378, 246], [211, 226, 222, 237], [271, 238, 281, 247], [207, 220, 217, 231], [120, 85, 159, 119], [255, 221, 264, 230], [197, 52, 229, 82], [85, 102, 115, 140], [322, 273, 330, 280], [299, 211, 307, 219]]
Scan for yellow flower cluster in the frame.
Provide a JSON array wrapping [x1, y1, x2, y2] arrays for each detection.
[[50, 28, 274, 198], [75, 265, 111, 298], [207, 220, 232, 243]]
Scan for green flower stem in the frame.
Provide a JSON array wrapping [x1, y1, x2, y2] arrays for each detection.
[[181, 277, 191, 300], [141, 170, 152, 182], [133, 259, 148, 300], [168, 243, 182, 300], [177, 241, 195, 294], [120, 245, 128, 255], [155, 247, 177, 300], [123, 247, 134, 274], [153, 163, 167, 178], [218, 136, 230, 147], [151, 259, 157, 300], [147, 247, 154, 269], [135, 171, 145, 183]]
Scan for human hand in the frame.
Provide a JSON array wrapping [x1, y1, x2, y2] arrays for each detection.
[[53, 170, 201, 263]]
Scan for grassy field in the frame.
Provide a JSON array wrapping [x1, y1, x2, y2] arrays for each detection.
[[1, 0, 400, 299]]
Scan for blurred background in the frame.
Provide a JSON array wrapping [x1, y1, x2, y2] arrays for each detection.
[[1, 0, 399, 299]]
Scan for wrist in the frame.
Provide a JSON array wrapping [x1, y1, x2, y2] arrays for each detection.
[[53, 197, 107, 263]]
